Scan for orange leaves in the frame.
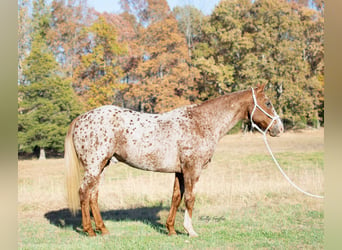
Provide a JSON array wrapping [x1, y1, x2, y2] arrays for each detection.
[[73, 15, 127, 109], [121, 14, 197, 113]]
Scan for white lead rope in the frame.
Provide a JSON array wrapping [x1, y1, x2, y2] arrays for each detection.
[[250, 88, 324, 199]]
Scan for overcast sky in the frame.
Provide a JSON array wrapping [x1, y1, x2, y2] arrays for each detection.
[[86, 0, 221, 15]]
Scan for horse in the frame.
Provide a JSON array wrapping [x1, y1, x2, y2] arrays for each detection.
[[64, 84, 284, 237]]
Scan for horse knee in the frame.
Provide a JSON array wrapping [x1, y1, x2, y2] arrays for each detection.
[[184, 193, 195, 209]]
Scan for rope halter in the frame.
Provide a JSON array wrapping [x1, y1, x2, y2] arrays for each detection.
[[250, 87, 281, 136], [249, 87, 324, 199]]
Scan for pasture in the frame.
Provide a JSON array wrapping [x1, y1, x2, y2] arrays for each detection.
[[18, 129, 324, 249]]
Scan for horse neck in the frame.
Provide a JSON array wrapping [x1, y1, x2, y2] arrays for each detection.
[[192, 89, 252, 140]]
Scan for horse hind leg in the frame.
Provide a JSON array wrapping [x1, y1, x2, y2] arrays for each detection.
[[89, 178, 109, 235], [79, 174, 96, 236], [79, 160, 110, 236], [166, 173, 184, 235]]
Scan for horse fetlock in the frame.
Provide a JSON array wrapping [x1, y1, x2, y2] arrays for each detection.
[[84, 227, 96, 237], [183, 209, 198, 237], [183, 224, 199, 237], [188, 230, 199, 238], [167, 229, 177, 236], [166, 221, 177, 235], [98, 227, 110, 235]]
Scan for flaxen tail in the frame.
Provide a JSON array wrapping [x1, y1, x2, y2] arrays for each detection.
[[64, 118, 82, 216]]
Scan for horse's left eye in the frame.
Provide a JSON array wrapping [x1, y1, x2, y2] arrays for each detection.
[[265, 101, 272, 108]]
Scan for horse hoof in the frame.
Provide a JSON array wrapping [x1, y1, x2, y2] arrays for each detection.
[[101, 228, 110, 235], [168, 231, 177, 236], [87, 231, 96, 237], [189, 231, 199, 238]]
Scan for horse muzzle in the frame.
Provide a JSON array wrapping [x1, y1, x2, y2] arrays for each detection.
[[269, 119, 284, 137]]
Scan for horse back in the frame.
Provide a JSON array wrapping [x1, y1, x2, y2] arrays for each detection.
[[72, 105, 216, 173]]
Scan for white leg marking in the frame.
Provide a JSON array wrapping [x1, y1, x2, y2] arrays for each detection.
[[183, 209, 198, 237]]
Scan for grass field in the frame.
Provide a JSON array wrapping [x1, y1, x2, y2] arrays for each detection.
[[18, 129, 324, 249]]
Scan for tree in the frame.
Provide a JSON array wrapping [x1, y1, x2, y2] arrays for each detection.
[[124, 14, 198, 113], [193, 0, 323, 127], [173, 5, 205, 58], [249, 0, 322, 127], [193, 0, 252, 99], [47, 0, 94, 78], [121, 0, 170, 26], [22, 33, 58, 85], [18, 33, 83, 157], [18, 77, 83, 157], [18, 0, 31, 85], [18, 0, 83, 158], [99, 12, 144, 107], [73, 15, 127, 109], [118, 0, 199, 113]]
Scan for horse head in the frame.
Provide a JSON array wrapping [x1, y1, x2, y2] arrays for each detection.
[[249, 84, 284, 137]]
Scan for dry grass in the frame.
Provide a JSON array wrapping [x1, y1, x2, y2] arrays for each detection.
[[18, 128, 324, 221], [18, 129, 324, 249]]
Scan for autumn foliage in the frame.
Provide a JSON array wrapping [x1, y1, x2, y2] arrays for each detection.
[[18, 0, 324, 155]]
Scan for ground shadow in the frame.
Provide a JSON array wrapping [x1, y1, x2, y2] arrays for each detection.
[[44, 205, 184, 236]]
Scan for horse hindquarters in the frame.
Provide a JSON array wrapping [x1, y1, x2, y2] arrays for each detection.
[[76, 157, 111, 236], [65, 118, 110, 236]]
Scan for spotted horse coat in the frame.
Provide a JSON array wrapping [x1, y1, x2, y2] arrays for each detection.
[[65, 85, 284, 237]]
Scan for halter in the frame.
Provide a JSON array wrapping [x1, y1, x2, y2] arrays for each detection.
[[250, 87, 281, 135], [249, 87, 324, 199]]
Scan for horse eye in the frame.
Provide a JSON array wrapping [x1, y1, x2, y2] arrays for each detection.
[[265, 101, 272, 108]]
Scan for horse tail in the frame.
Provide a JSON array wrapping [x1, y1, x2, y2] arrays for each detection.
[[64, 118, 82, 216]]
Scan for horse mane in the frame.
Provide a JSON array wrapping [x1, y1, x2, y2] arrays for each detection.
[[192, 88, 251, 114]]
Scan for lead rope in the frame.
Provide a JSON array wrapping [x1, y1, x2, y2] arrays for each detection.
[[250, 88, 324, 199]]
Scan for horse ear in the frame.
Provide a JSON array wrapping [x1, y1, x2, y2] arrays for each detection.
[[256, 83, 266, 93]]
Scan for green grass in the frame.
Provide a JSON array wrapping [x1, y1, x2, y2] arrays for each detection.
[[241, 152, 324, 170], [19, 203, 323, 249]]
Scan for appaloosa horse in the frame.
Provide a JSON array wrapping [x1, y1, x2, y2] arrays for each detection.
[[65, 84, 283, 237]]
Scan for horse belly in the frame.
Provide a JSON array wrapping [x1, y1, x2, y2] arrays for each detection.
[[122, 142, 181, 173]]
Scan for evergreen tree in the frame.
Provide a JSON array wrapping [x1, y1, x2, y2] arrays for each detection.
[[22, 33, 58, 84], [18, 77, 83, 156], [18, 0, 83, 158]]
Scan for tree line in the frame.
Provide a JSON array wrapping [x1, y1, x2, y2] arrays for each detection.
[[18, 0, 324, 157]]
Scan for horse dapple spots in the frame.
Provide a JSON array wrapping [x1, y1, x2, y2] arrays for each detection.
[[65, 85, 283, 237]]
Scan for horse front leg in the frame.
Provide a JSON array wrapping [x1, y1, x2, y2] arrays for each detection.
[[183, 172, 200, 237], [166, 173, 184, 235]]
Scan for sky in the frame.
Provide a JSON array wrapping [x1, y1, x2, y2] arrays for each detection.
[[87, 0, 221, 16]]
